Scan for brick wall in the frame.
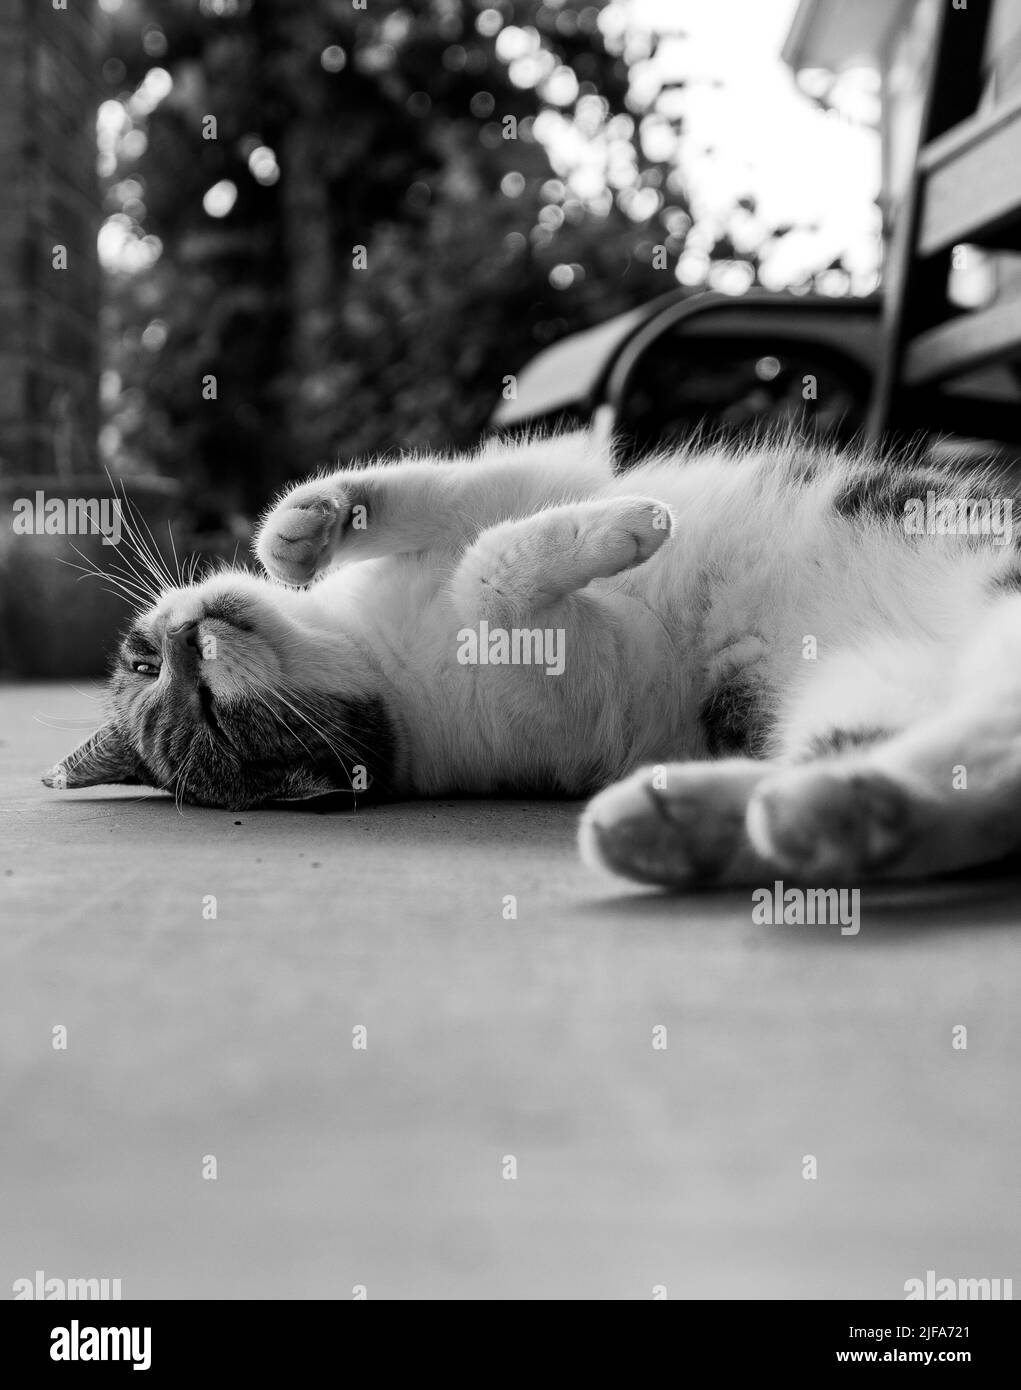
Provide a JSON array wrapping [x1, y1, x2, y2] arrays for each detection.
[[0, 0, 103, 477]]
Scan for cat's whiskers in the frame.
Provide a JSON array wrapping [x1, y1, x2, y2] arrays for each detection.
[[105, 557, 162, 605], [59, 550, 156, 611], [247, 675, 366, 784], [33, 714, 107, 730], [165, 520, 184, 589], [119, 516, 174, 598], [171, 743, 197, 813], [271, 679, 371, 766], [282, 685, 382, 787], [244, 680, 354, 790], [61, 524, 167, 609], [69, 683, 107, 702], [99, 541, 162, 598], [104, 470, 178, 594], [246, 677, 339, 768]]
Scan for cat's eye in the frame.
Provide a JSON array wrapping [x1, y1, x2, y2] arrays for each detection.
[[133, 661, 159, 676]]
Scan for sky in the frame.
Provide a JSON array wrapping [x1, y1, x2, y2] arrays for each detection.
[[540, 0, 883, 293]]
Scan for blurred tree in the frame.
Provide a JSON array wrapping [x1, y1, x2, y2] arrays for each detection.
[[97, 1, 714, 514]]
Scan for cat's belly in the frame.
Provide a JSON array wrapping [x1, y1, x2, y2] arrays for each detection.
[[407, 607, 698, 797]]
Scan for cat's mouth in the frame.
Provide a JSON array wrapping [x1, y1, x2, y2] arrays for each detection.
[[196, 680, 232, 743]]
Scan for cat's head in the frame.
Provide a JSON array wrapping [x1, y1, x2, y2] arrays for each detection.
[[42, 572, 399, 809]]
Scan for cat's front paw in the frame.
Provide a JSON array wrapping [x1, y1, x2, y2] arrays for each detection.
[[255, 489, 347, 585]]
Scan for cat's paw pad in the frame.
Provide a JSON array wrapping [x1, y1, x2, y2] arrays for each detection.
[[579, 760, 762, 887], [256, 493, 345, 585], [610, 497, 674, 568], [747, 767, 914, 880]]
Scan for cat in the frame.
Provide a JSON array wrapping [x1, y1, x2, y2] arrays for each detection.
[[43, 430, 1021, 889]]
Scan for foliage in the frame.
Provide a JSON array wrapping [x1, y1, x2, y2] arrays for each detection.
[[100, 0, 694, 514]]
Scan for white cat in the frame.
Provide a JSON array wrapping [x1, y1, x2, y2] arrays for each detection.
[[45, 431, 1021, 888]]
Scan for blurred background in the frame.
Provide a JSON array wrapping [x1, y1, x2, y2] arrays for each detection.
[[4, 0, 999, 672], [91, 0, 881, 499]]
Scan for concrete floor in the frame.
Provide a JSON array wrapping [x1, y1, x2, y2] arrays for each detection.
[[2, 681, 1019, 1300]]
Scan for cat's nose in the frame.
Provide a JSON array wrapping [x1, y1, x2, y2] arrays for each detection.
[[166, 620, 200, 653]]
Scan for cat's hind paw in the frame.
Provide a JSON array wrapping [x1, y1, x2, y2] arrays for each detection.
[[746, 766, 918, 881], [602, 497, 674, 570], [579, 760, 768, 888]]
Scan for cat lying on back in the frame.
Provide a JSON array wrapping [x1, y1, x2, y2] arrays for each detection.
[[44, 432, 1021, 888]]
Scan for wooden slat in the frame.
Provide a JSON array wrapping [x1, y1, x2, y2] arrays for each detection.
[[903, 294, 1021, 385], [918, 96, 1021, 254], [919, 85, 1021, 171], [866, 0, 994, 441]]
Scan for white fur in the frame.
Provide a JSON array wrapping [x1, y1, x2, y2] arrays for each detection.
[[140, 431, 1021, 884]]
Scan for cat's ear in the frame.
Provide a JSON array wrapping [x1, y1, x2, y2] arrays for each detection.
[[42, 724, 145, 790]]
